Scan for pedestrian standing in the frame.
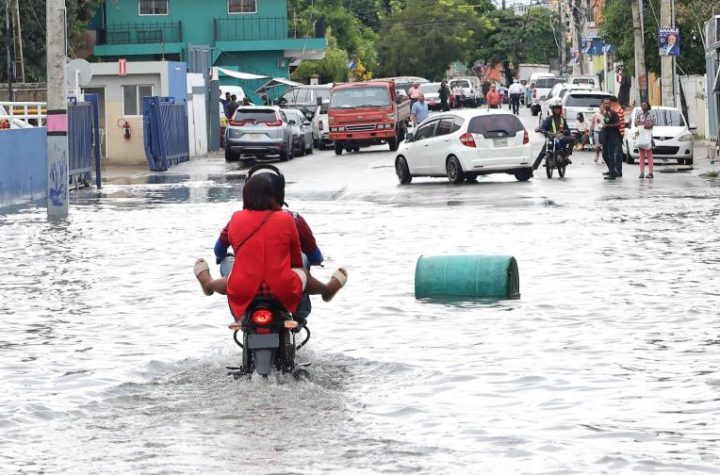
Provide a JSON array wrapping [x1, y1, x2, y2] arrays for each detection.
[[486, 85, 500, 109], [411, 94, 429, 128], [635, 102, 655, 179], [452, 82, 463, 109], [220, 91, 233, 119], [439, 81, 451, 112], [508, 80, 523, 115], [591, 106, 604, 163], [228, 95, 240, 118], [497, 84, 507, 109], [408, 83, 421, 106], [481, 80, 491, 107], [610, 96, 625, 176], [601, 98, 622, 180]]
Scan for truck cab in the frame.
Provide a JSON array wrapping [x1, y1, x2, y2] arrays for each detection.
[[328, 81, 411, 154]]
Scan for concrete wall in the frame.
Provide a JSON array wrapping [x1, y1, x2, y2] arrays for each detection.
[[0, 128, 48, 207], [84, 61, 187, 165]]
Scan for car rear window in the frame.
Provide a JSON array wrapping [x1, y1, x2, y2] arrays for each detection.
[[232, 109, 278, 122], [468, 114, 524, 137], [535, 78, 565, 88], [564, 94, 609, 108], [450, 80, 470, 88]]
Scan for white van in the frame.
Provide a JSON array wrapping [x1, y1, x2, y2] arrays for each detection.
[[568, 75, 599, 90]]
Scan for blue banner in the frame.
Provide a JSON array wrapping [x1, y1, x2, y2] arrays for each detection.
[[582, 37, 610, 56], [658, 28, 680, 57]]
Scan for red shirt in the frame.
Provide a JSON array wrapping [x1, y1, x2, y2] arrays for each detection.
[[226, 210, 303, 317], [487, 91, 500, 106]]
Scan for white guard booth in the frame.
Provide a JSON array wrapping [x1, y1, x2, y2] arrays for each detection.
[[187, 73, 208, 158]]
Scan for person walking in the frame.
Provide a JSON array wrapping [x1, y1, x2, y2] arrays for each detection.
[[439, 81, 451, 112], [481, 80, 491, 107], [591, 106, 605, 163], [452, 82, 464, 109], [486, 85, 501, 109], [601, 98, 622, 180], [497, 84, 507, 109], [508, 80, 523, 115], [411, 94, 429, 128], [635, 102, 655, 179]]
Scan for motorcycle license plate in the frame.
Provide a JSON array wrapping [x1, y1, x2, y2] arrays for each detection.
[[247, 333, 279, 349], [493, 138, 508, 147]]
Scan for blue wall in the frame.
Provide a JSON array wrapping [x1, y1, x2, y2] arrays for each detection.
[[0, 128, 48, 207], [167, 62, 188, 104]]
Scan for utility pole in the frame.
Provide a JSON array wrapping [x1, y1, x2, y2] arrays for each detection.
[[4, 0, 13, 100], [570, 0, 583, 75], [660, 0, 674, 106], [46, 0, 69, 217], [559, 0, 566, 75], [631, 0, 647, 104], [10, 0, 23, 83]]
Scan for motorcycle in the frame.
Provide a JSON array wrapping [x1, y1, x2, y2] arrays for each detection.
[[220, 256, 311, 380], [538, 131, 570, 179]]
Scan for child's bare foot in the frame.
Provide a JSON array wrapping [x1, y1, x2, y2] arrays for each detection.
[[193, 258, 214, 296], [322, 268, 348, 302]]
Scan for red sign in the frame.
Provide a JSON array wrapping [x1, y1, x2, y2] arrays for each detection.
[[119, 59, 127, 76]]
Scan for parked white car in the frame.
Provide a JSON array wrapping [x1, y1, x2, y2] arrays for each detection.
[[561, 90, 612, 131], [311, 104, 332, 149], [530, 75, 565, 116], [624, 106, 694, 165], [449, 77, 482, 107], [539, 83, 593, 121], [394, 109, 533, 184]]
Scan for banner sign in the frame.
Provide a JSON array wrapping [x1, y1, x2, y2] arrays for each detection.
[[581, 37, 605, 56], [658, 28, 680, 57]]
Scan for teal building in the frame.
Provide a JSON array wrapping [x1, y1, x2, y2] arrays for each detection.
[[93, 0, 327, 79]]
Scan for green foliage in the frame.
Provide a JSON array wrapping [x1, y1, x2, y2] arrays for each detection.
[[291, 47, 349, 83], [601, 0, 706, 75], [471, 7, 559, 71], [1, 0, 102, 82]]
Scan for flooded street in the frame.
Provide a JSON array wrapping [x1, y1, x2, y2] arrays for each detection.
[[2, 109, 720, 474]]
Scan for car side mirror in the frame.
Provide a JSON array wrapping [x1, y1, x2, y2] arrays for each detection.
[[405, 132, 415, 142], [316, 96, 323, 106], [396, 96, 403, 104], [288, 119, 296, 125]]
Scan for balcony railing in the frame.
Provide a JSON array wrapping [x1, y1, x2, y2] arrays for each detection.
[[214, 17, 325, 42], [98, 21, 183, 45]]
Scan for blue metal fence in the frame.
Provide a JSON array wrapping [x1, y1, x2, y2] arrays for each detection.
[[143, 97, 190, 171], [68, 101, 93, 187]]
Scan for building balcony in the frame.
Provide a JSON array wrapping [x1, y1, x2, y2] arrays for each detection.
[[95, 21, 184, 57], [214, 17, 325, 42]]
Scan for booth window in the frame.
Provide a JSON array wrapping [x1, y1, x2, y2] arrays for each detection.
[[139, 0, 168, 16], [228, 0, 257, 14], [123, 85, 154, 116]]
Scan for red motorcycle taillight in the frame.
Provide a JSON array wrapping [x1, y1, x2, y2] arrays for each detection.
[[251, 309, 273, 326], [459, 132, 476, 147], [523, 130, 530, 144]]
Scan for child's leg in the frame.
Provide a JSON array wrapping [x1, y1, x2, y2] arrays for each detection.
[[194, 258, 228, 296], [296, 268, 348, 302]]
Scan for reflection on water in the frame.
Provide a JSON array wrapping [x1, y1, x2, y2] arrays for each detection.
[[1, 153, 719, 474]]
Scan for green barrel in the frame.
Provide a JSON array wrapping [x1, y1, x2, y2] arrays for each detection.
[[415, 255, 520, 299]]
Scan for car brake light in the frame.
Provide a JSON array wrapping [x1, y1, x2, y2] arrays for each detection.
[[229, 120, 247, 126], [251, 309, 273, 326], [265, 120, 282, 127], [459, 132, 476, 147], [523, 130, 529, 144]]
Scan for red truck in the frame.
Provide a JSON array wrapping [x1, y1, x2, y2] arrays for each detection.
[[328, 81, 411, 155]]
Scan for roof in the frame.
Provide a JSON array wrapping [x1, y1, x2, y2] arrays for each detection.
[[255, 78, 303, 94]]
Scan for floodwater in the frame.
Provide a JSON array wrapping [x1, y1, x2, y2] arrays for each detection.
[[2, 127, 720, 473]]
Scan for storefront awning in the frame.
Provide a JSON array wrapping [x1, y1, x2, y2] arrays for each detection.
[[255, 78, 302, 94], [213, 67, 269, 81]]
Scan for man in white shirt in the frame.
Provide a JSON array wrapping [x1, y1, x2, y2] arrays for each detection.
[[508, 80, 524, 115], [452, 83, 463, 109]]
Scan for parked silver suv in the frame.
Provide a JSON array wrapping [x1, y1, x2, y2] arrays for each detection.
[[224, 106, 294, 162]]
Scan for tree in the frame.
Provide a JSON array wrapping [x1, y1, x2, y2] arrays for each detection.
[[1, 0, 102, 82], [291, 47, 349, 84]]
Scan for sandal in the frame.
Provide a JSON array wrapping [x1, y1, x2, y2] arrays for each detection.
[[194, 258, 214, 296], [323, 268, 348, 302]]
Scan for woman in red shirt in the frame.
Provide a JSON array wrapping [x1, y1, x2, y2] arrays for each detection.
[[194, 174, 347, 319]]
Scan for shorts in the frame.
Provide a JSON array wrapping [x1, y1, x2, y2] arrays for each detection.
[[593, 131, 600, 145], [292, 268, 307, 291]]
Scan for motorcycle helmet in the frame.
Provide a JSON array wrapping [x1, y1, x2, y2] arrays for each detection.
[[548, 98, 562, 111], [246, 164, 287, 207]]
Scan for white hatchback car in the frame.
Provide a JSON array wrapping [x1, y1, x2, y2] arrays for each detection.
[[624, 106, 694, 165], [394, 110, 533, 184]]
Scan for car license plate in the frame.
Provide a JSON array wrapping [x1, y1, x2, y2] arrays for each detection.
[[244, 134, 264, 141], [493, 138, 508, 147], [247, 333, 279, 349]]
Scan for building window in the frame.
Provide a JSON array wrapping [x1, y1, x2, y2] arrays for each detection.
[[123, 85, 154, 116], [139, 0, 168, 16], [228, 0, 257, 14]]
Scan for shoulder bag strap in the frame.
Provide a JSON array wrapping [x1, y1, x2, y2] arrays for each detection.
[[234, 211, 276, 251]]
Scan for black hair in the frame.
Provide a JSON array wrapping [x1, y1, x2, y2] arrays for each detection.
[[641, 102, 651, 110], [231, 94, 237, 101], [247, 164, 285, 206], [242, 174, 277, 211], [609, 96, 618, 102]]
